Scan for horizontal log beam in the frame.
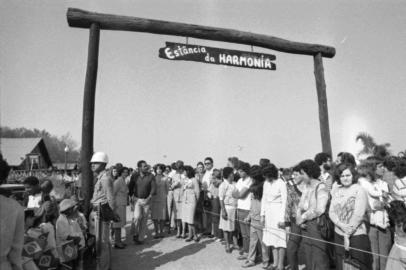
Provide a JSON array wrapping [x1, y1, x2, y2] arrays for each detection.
[[67, 8, 336, 58]]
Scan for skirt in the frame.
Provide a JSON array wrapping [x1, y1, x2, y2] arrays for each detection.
[[181, 200, 197, 224], [173, 188, 183, 220], [113, 205, 126, 228], [262, 202, 286, 248], [219, 205, 236, 232], [151, 200, 167, 220]]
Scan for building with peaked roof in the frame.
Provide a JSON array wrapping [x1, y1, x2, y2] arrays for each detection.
[[0, 138, 53, 170]]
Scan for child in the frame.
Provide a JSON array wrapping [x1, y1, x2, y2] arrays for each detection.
[[242, 166, 269, 268], [56, 199, 85, 270], [40, 179, 59, 225], [385, 200, 406, 269], [219, 167, 238, 253], [207, 169, 223, 240]]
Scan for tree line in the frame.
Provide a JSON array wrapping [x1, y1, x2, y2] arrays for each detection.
[[0, 126, 80, 164]]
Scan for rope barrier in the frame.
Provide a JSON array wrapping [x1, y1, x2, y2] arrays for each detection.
[[201, 208, 401, 262]]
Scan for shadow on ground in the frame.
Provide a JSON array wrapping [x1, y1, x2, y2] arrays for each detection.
[[113, 236, 215, 270], [137, 240, 214, 270]]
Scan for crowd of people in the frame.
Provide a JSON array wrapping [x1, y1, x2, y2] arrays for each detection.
[[1, 150, 406, 270]]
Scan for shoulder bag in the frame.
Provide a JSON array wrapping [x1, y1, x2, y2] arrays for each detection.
[[315, 183, 334, 240], [100, 203, 120, 222]]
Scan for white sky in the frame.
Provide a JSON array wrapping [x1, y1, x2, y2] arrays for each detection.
[[1, 0, 406, 167]]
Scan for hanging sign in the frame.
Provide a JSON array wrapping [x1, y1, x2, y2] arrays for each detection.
[[159, 42, 276, 70]]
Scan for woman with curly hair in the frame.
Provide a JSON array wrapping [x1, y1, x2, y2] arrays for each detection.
[[260, 163, 287, 270], [151, 164, 169, 239], [385, 200, 406, 269], [329, 163, 372, 270], [296, 159, 330, 270]]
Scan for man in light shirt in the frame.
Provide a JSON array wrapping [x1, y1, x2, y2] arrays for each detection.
[[202, 157, 215, 235], [89, 152, 114, 270], [23, 176, 43, 208], [233, 162, 252, 260]]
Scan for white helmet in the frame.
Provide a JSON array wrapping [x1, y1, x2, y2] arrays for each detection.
[[90, 152, 109, 164]]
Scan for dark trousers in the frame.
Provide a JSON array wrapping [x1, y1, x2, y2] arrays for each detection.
[[202, 192, 212, 233], [211, 197, 221, 237], [334, 232, 372, 270], [287, 222, 302, 270], [237, 209, 250, 254], [302, 219, 330, 270]]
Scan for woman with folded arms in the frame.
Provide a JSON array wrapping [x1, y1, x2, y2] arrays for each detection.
[[329, 163, 372, 270]]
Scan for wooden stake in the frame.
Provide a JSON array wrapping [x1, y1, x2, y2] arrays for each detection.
[[314, 53, 332, 156], [81, 23, 100, 216]]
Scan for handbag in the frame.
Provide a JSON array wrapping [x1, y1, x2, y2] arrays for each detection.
[[315, 183, 334, 240], [203, 192, 212, 209], [100, 203, 120, 222]]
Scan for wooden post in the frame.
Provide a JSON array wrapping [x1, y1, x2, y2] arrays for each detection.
[[81, 23, 100, 216], [314, 52, 332, 156]]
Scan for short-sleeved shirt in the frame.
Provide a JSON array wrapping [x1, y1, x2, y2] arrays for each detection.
[[27, 192, 42, 208], [91, 170, 114, 208], [219, 181, 237, 207], [236, 177, 252, 210], [130, 173, 156, 199]]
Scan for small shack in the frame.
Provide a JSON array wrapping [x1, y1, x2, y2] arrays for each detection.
[[0, 138, 53, 170]]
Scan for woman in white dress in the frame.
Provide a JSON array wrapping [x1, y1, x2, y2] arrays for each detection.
[[171, 163, 186, 238], [261, 164, 287, 270], [181, 166, 200, 242]]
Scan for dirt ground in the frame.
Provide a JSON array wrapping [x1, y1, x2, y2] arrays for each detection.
[[110, 207, 306, 270]]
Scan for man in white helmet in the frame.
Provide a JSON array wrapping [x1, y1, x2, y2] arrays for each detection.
[[90, 152, 114, 270]]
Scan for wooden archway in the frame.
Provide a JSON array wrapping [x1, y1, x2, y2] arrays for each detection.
[[66, 8, 336, 214]]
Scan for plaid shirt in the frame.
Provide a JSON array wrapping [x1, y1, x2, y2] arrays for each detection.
[[285, 183, 302, 223]]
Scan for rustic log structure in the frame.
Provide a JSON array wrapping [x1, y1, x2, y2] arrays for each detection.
[[66, 8, 335, 214]]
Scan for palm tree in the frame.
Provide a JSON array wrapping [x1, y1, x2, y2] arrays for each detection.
[[398, 150, 406, 158], [355, 132, 391, 159]]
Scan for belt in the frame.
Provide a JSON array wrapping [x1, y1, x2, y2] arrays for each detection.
[[369, 223, 389, 231]]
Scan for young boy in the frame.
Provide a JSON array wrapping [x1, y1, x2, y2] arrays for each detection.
[[219, 167, 238, 253]]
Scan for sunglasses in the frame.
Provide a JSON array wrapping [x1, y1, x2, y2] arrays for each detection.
[[204, 162, 212, 165]]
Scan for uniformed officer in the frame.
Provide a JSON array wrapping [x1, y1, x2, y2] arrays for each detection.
[[89, 152, 115, 270]]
